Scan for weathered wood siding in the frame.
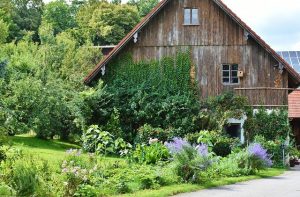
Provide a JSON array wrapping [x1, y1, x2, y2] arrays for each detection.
[[109, 0, 289, 106]]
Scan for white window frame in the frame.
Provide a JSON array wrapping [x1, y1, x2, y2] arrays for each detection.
[[183, 8, 200, 25]]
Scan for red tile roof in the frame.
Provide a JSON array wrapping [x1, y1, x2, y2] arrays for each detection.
[[289, 90, 300, 118], [84, 0, 300, 85]]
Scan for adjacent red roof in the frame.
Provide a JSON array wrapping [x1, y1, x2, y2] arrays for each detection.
[[289, 90, 300, 118], [84, 0, 300, 85]]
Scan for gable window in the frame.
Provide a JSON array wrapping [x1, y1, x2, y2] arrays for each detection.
[[184, 8, 199, 25], [222, 64, 239, 84]]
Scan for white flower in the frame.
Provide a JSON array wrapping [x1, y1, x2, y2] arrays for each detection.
[[149, 138, 159, 144]]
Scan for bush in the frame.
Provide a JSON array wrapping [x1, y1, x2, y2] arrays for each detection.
[[248, 143, 272, 170], [0, 147, 6, 162], [74, 185, 98, 197], [253, 135, 283, 166], [210, 150, 252, 178], [244, 108, 290, 141], [173, 145, 211, 183], [165, 139, 212, 183], [10, 158, 39, 196], [136, 124, 171, 144], [0, 182, 15, 196], [186, 130, 239, 157], [131, 142, 170, 164], [212, 138, 233, 157], [81, 125, 132, 156]]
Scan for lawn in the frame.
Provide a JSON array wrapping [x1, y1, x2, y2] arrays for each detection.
[[8, 134, 123, 167], [7, 135, 286, 197]]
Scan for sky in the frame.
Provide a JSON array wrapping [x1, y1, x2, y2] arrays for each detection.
[[43, 0, 300, 51]]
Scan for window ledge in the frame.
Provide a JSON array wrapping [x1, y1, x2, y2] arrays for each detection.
[[183, 24, 200, 26]]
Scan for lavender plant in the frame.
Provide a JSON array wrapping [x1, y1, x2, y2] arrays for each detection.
[[248, 143, 273, 168], [165, 138, 212, 183]]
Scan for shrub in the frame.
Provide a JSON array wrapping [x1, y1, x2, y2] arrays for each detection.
[[115, 180, 131, 194], [0, 182, 15, 196], [140, 176, 159, 190], [0, 147, 6, 162], [10, 159, 39, 196], [173, 145, 211, 183], [131, 142, 170, 164], [165, 138, 211, 183], [248, 143, 272, 170], [136, 124, 171, 144], [244, 108, 290, 141], [212, 138, 232, 157], [210, 150, 252, 178], [82, 125, 132, 156], [186, 130, 239, 157], [253, 135, 283, 166], [61, 159, 96, 196], [74, 185, 98, 197]]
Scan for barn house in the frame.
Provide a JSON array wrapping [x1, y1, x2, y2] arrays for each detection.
[[84, 0, 300, 143]]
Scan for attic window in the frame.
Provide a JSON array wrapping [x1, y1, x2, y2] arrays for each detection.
[[222, 64, 239, 84], [184, 8, 199, 25]]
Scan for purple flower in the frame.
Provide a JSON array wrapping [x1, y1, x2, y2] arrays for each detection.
[[248, 143, 273, 167], [196, 143, 208, 157], [165, 137, 190, 154]]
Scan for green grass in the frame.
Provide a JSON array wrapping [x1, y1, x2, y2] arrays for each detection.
[[8, 134, 80, 165], [8, 134, 122, 167], [118, 168, 285, 197]]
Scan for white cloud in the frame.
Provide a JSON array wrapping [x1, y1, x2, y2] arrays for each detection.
[[222, 0, 300, 50]]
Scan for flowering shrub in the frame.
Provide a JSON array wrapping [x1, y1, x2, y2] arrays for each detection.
[[165, 137, 209, 157], [248, 143, 272, 170], [62, 149, 98, 196], [165, 138, 212, 183], [164, 137, 190, 154]]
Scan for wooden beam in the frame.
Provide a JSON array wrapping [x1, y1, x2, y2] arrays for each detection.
[[234, 87, 295, 91]]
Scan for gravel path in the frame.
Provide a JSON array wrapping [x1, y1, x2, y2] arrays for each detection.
[[174, 166, 300, 197]]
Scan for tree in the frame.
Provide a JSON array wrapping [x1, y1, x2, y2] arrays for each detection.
[[0, 20, 9, 43], [9, 0, 44, 42], [43, 0, 76, 35], [78, 2, 140, 45], [128, 0, 158, 17]]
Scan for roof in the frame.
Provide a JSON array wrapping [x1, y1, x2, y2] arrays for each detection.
[[277, 51, 300, 73], [289, 90, 300, 118], [84, 0, 300, 85]]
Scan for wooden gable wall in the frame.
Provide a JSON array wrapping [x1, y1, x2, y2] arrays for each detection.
[[108, 0, 289, 106]]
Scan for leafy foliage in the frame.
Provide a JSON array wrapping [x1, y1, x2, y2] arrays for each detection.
[[81, 125, 132, 156], [244, 108, 290, 141], [130, 142, 170, 164]]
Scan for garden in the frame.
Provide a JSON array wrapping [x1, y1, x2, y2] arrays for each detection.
[[0, 0, 299, 196]]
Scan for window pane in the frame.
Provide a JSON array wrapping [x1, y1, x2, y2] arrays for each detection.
[[223, 71, 230, 77], [231, 77, 239, 84], [223, 78, 230, 83], [231, 64, 238, 70], [231, 71, 238, 77], [184, 9, 191, 24], [223, 65, 229, 70], [191, 9, 199, 24]]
